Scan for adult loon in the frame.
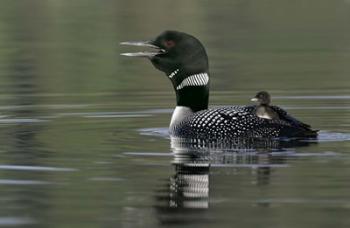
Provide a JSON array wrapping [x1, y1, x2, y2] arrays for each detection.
[[121, 31, 318, 139]]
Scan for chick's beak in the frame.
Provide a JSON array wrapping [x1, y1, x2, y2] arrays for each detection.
[[120, 40, 165, 58]]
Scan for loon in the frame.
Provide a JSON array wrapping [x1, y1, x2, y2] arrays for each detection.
[[121, 31, 318, 139], [251, 91, 279, 120]]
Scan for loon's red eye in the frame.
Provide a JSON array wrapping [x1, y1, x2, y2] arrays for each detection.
[[164, 40, 175, 48]]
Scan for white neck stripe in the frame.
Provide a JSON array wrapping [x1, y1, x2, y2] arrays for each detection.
[[176, 73, 209, 90]]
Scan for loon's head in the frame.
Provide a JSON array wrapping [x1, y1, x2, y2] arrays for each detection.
[[251, 91, 271, 105], [121, 31, 210, 112]]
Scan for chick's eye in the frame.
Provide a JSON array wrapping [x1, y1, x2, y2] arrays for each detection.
[[164, 40, 175, 48]]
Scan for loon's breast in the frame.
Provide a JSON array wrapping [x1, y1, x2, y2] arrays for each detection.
[[170, 105, 314, 139]]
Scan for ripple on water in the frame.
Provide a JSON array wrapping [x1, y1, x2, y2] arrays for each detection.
[[124, 152, 172, 156], [0, 165, 77, 172], [256, 198, 350, 205], [54, 109, 174, 119], [138, 128, 169, 138], [0, 118, 47, 124], [0, 217, 36, 226], [84, 114, 151, 118], [130, 130, 349, 164], [278, 95, 350, 99], [304, 131, 350, 142], [89, 177, 124, 182], [0, 179, 51, 185], [271, 151, 338, 157]]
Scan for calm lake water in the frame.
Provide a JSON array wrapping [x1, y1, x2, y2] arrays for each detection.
[[0, 0, 350, 227]]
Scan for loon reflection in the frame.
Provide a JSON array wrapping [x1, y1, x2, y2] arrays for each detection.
[[154, 137, 316, 225], [168, 141, 210, 209]]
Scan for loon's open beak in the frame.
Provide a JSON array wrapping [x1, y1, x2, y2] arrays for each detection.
[[120, 41, 166, 58], [251, 98, 258, 102]]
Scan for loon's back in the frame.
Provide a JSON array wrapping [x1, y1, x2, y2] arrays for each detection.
[[170, 105, 317, 139]]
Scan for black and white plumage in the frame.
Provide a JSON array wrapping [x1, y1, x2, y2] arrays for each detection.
[[176, 73, 209, 90], [170, 105, 316, 139], [121, 31, 318, 139]]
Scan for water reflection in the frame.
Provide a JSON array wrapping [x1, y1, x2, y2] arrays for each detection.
[[155, 136, 316, 225], [169, 147, 210, 210], [155, 138, 211, 225]]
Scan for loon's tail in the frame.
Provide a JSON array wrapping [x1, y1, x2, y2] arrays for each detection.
[[280, 127, 319, 138]]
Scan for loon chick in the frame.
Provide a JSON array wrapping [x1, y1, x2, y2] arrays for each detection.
[[120, 30, 318, 139], [251, 91, 279, 120]]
